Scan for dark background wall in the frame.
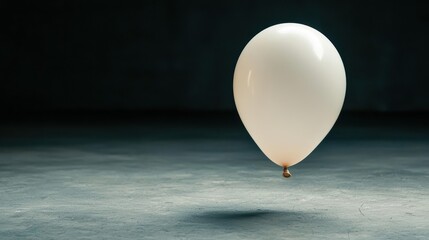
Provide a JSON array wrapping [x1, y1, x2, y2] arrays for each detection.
[[1, 0, 428, 113]]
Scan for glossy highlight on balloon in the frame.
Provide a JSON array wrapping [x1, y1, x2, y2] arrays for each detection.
[[233, 23, 346, 175]]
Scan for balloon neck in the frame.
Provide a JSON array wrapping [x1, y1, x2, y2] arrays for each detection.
[[283, 167, 292, 178]]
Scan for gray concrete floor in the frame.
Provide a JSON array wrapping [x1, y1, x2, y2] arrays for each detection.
[[0, 114, 428, 239]]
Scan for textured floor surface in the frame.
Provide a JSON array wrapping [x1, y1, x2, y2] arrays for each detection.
[[0, 114, 428, 239]]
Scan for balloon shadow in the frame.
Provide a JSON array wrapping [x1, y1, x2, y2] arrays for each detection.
[[193, 209, 287, 222], [177, 207, 356, 239], [184, 209, 344, 231]]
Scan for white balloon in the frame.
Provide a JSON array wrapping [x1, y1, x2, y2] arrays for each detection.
[[233, 23, 346, 170]]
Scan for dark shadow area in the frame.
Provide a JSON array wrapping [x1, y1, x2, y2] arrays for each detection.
[[194, 209, 283, 220], [185, 209, 346, 230]]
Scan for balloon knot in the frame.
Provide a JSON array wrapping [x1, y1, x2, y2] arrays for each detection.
[[283, 167, 292, 178]]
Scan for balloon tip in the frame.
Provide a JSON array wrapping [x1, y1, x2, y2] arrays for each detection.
[[283, 167, 292, 178]]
